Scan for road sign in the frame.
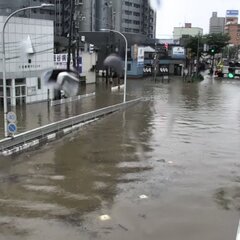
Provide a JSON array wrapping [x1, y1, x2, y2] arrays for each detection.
[[7, 111, 17, 123], [7, 123, 17, 134]]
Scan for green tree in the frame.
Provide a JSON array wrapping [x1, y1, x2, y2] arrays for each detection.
[[185, 33, 230, 56], [185, 35, 205, 57], [205, 33, 230, 53]]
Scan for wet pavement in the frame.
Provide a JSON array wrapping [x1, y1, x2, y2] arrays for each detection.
[[0, 76, 240, 239]]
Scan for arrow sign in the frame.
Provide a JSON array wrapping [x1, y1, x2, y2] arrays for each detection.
[[8, 123, 17, 134]]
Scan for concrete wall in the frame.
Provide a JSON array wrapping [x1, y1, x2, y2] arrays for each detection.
[[26, 77, 51, 103], [173, 27, 203, 39], [0, 16, 54, 78]]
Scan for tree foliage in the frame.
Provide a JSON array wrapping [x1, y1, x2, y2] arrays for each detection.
[[185, 35, 204, 57], [205, 33, 230, 52], [185, 33, 230, 57]]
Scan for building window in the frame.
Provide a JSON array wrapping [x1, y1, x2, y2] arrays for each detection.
[[124, 19, 132, 23], [133, 12, 140, 17], [133, 20, 140, 25], [125, 28, 131, 32], [37, 78, 41, 90], [133, 4, 140, 8], [125, 1, 132, 6], [127, 63, 131, 71], [125, 10, 132, 15], [133, 29, 140, 33]]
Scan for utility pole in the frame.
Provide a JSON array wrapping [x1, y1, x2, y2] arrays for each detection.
[[153, 41, 158, 82], [67, 0, 75, 71], [196, 33, 200, 76]]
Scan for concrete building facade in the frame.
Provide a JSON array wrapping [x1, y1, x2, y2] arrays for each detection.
[[0, 0, 61, 35], [110, 0, 156, 39], [0, 16, 54, 106], [225, 24, 240, 45], [224, 10, 240, 46], [173, 23, 203, 40], [209, 12, 225, 34], [0, 0, 156, 39]]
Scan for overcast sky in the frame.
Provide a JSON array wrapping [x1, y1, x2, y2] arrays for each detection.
[[156, 0, 239, 38]]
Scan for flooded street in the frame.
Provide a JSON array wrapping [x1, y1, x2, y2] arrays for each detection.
[[0, 77, 239, 239]]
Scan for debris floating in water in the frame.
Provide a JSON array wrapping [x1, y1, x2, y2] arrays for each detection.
[[139, 195, 148, 199], [49, 175, 65, 180], [99, 215, 111, 221]]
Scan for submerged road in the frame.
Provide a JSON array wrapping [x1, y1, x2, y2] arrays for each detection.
[[0, 77, 239, 239]]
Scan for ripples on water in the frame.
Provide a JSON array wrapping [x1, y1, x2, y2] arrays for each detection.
[[0, 78, 239, 238]]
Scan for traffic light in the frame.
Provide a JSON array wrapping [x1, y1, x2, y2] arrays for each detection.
[[209, 45, 216, 55], [89, 44, 94, 54], [228, 66, 235, 79], [227, 72, 235, 79], [164, 42, 169, 51]]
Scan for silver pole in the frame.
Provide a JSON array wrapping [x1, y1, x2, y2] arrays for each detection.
[[1, 4, 54, 137], [100, 29, 127, 103]]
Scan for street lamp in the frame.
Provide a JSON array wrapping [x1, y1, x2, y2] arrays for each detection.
[[1, 3, 54, 137], [100, 28, 128, 103]]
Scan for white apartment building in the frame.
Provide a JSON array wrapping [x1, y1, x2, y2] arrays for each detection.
[[0, 16, 54, 106], [173, 23, 203, 40]]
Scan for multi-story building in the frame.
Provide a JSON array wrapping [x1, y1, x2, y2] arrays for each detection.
[[173, 23, 203, 40], [108, 0, 156, 39], [0, 0, 156, 39], [0, 0, 60, 34], [225, 10, 238, 25], [224, 10, 240, 46], [75, 0, 96, 33], [209, 12, 225, 34], [0, 16, 54, 106], [95, 0, 113, 31], [225, 24, 240, 46]]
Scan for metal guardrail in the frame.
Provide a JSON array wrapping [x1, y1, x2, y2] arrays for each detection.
[[0, 98, 142, 152], [50, 92, 96, 106]]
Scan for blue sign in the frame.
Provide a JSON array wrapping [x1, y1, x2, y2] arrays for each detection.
[[7, 111, 17, 123], [226, 10, 239, 16], [8, 123, 17, 134]]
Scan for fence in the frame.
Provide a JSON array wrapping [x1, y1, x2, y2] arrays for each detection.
[[51, 92, 96, 106], [0, 98, 142, 155]]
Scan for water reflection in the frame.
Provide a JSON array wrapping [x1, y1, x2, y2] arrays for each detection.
[[0, 78, 239, 239], [0, 94, 154, 234]]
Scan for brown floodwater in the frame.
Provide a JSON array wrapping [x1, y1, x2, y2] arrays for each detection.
[[0, 76, 239, 239]]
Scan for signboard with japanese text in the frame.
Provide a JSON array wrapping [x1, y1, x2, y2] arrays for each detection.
[[226, 10, 239, 17], [172, 47, 186, 59], [137, 47, 145, 66]]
